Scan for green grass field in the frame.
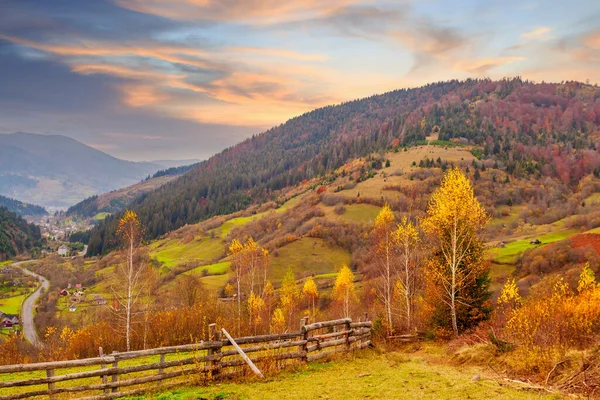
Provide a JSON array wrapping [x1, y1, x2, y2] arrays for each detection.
[[488, 229, 579, 264], [150, 237, 224, 268], [339, 203, 381, 223], [269, 238, 351, 285], [214, 211, 272, 238], [128, 350, 559, 400], [185, 261, 230, 276], [92, 212, 111, 221], [0, 293, 28, 314]]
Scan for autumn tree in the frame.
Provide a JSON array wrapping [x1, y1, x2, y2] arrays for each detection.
[[393, 216, 420, 331], [247, 291, 265, 335], [422, 168, 490, 336], [228, 239, 244, 334], [333, 264, 356, 319], [372, 204, 397, 335], [113, 210, 145, 351], [279, 269, 300, 330], [228, 237, 270, 334], [302, 276, 319, 319]]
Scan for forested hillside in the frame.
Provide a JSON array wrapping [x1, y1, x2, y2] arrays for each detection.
[[0, 207, 43, 260], [87, 78, 600, 256], [0, 194, 47, 217]]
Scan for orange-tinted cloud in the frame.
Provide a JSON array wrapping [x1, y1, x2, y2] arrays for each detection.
[[115, 0, 365, 23], [521, 27, 551, 40]]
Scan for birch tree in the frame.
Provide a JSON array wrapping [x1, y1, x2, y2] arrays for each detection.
[[113, 210, 145, 351], [333, 264, 356, 319], [422, 167, 489, 336], [302, 276, 319, 319], [372, 204, 397, 335], [393, 216, 420, 331]]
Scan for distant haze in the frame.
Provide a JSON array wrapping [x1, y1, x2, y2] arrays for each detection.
[[0, 132, 161, 207]]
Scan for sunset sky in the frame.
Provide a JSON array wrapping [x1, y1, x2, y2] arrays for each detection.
[[1, 0, 599, 161]]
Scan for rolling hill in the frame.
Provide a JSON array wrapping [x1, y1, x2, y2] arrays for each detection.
[[87, 78, 600, 256], [0, 207, 43, 260], [0, 132, 161, 208], [0, 194, 47, 217]]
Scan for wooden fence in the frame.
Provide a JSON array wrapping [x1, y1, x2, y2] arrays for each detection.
[[0, 317, 372, 400]]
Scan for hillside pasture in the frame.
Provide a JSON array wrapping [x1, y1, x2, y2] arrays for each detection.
[[488, 229, 579, 264], [269, 238, 351, 285], [0, 293, 27, 315], [149, 237, 224, 268]]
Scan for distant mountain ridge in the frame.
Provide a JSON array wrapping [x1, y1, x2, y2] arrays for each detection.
[[0, 132, 161, 208]]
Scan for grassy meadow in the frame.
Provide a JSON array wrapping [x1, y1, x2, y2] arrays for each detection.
[[123, 350, 559, 400]]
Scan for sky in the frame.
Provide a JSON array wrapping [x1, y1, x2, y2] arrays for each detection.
[[0, 0, 599, 161]]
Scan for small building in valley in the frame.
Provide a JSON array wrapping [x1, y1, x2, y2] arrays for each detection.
[[57, 245, 69, 256]]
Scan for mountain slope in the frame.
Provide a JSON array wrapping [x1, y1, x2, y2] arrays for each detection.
[[0, 132, 160, 207], [0, 195, 47, 217], [87, 78, 600, 256], [0, 207, 43, 260]]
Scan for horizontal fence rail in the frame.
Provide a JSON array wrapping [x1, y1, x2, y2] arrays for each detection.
[[0, 317, 372, 400]]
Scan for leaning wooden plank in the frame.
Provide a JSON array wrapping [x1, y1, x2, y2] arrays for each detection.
[[220, 339, 307, 357], [223, 332, 302, 346], [302, 318, 351, 333], [221, 328, 264, 379]]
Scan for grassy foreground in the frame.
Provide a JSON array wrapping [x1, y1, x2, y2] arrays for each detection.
[[125, 350, 559, 400]]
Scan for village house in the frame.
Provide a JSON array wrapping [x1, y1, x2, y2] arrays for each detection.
[[1, 312, 19, 328], [57, 244, 69, 256]]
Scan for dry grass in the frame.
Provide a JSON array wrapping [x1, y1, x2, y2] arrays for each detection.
[[130, 349, 561, 400]]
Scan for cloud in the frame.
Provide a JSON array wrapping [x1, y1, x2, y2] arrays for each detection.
[[114, 0, 365, 24], [521, 27, 551, 40], [454, 56, 525, 74]]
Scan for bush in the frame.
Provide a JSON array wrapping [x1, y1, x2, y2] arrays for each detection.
[[334, 205, 346, 215]]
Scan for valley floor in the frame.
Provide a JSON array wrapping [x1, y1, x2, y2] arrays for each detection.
[[128, 349, 560, 400]]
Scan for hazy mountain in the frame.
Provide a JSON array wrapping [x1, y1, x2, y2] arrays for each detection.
[[0, 132, 161, 208]]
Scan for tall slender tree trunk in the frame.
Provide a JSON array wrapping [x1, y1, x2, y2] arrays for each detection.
[[404, 255, 411, 330], [450, 215, 459, 337]]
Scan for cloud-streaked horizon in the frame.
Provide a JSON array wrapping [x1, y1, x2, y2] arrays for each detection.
[[0, 0, 599, 161]]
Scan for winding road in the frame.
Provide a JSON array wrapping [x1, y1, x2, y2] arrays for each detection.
[[12, 260, 47, 347]]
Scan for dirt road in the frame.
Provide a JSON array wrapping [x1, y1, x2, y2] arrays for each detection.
[[13, 261, 47, 347]]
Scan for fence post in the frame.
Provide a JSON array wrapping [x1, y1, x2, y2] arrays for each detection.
[[99, 347, 109, 394], [46, 369, 55, 399], [345, 319, 352, 350], [111, 351, 119, 393], [300, 316, 309, 363], [208, 323, 221, 378]]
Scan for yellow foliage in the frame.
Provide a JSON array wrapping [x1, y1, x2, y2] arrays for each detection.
[[271, 307, 286, 333], [498, 278, 521, 307], [505, 275, 600, 373], [422, 167, 489, 236], [302, 276, 319, 299], [578, 262, 596, 293], [117, 209, 143, 244], [333, 264, 356, 318]]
